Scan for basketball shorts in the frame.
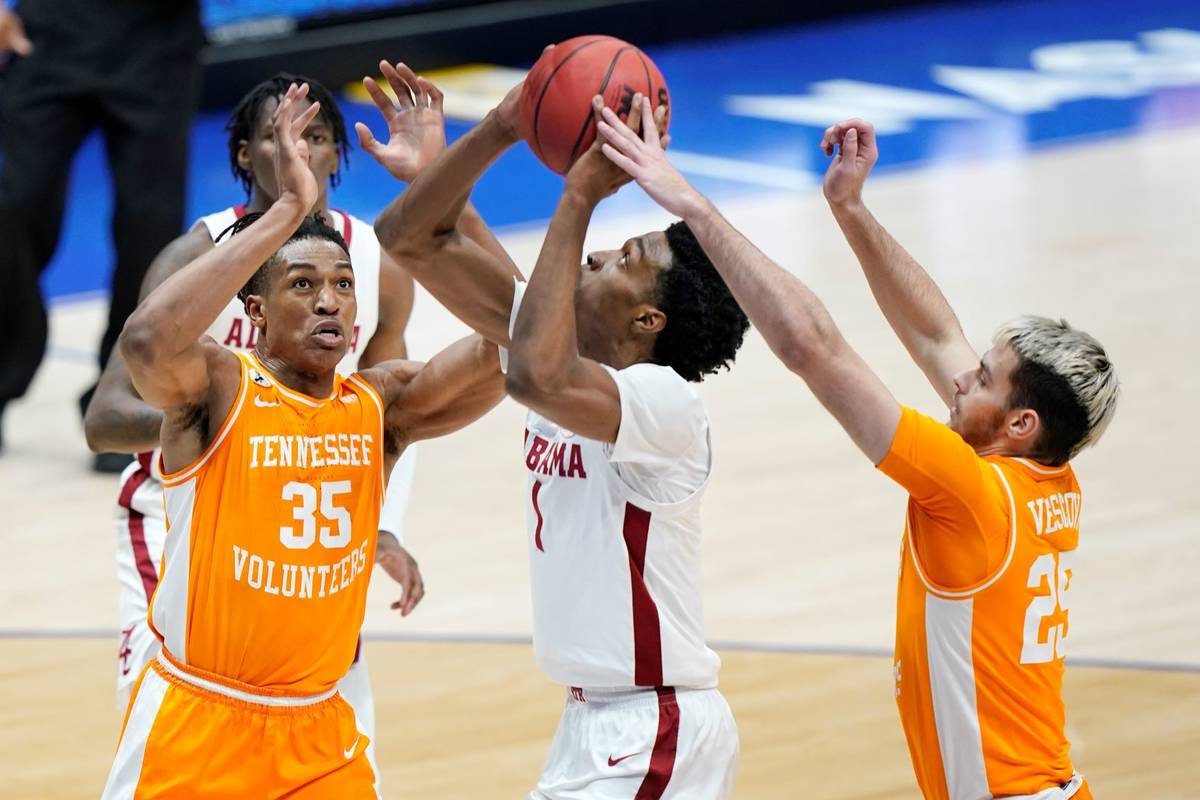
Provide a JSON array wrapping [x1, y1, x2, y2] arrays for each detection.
[[114, 459, 380, 791], [530, 685, 739, 800], [102, 651, 375, 799]]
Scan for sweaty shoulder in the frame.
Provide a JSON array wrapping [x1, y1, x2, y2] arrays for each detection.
[[606, 363, 707, 465]]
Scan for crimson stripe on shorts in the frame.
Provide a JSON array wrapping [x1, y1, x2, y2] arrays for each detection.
[[118, 467, 158, 603], [532, 480, 545, 552], [634, 686, 680, 799], [233, 204, 247, 218], [334, 208, 352, 245], [622, 503, 662, 686]]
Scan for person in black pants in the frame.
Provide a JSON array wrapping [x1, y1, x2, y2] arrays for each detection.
[[0, 1, 203, 470]]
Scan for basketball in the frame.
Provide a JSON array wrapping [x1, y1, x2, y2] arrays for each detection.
[[519, 35, 670, 175]]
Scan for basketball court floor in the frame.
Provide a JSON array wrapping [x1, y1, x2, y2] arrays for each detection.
[[1, 1, 1198, 796]]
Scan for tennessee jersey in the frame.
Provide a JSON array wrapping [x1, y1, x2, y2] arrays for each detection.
[[881, 407, 1089, 800], [150, 352, 385, 694], [198, 205, 381, 376]]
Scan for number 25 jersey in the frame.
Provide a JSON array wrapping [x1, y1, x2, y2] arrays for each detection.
[[150, 352, 386, 695], [881, 407, 1084, 800]]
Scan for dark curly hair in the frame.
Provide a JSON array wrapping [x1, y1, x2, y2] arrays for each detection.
[[213, 212, 350, 305], [226, 72, 351, 196], [650, 221, 749, 382]]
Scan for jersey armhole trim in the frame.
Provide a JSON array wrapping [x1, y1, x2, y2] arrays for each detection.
[[160, 354, 250, 487], [346, 373, 387, 494], [605, 425, 713, 518], [908, 462, 1018, 600]]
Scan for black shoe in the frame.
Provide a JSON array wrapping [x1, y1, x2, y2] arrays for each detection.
[[93, 451, 134, 474]]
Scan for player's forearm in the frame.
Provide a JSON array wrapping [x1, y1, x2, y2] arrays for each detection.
[[120, 199, 305, 366], [829, 201, 966, 356], [683, 198, 845, 374], [458, 202, 523, 280], [507, 188, 593, 398], [375, 113, 517, 253], [84, 399, 163, 454]]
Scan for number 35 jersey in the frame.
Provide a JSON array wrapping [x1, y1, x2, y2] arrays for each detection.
[[880, 407, 1084, 800], [150, 352, 386, 696]]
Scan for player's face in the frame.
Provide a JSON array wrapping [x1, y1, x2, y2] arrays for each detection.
[[239, 96, 340, 202], [576, 231, 672, 358], [255, 238, 357, 374], [949, 343, 1019, 449]]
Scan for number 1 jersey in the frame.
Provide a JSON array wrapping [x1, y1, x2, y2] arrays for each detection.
[[150, 352, 386, 695]]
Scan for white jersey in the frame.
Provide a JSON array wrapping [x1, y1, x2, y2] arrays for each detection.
[[197, 205, 382, 376], [508, 281, 721, 690]]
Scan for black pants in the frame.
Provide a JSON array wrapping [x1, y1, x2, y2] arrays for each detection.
[[0, 2, 202, 407]]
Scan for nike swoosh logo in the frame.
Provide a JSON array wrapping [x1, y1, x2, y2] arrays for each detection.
[[343, 736, 360, 759], [254, 396, 280, 408], [607, 753, 639, 767]]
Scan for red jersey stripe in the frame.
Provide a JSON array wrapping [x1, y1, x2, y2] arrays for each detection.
[[622, 503, 662, 687]]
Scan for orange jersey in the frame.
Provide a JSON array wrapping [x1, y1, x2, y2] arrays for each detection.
[[150, 352, 386, 695], [880, 407, 1084, 800]]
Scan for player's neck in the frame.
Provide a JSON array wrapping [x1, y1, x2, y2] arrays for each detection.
[[252, 347, 337, 400], [245, 192, 331, 219]]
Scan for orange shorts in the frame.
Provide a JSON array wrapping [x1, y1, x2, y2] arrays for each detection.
[[102, 652, 375, 799]]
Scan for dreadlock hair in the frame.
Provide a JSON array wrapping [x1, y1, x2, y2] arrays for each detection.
[[649, 221, 750, 382], [214, 212, 350, 307], [226, 72, 351, 196]]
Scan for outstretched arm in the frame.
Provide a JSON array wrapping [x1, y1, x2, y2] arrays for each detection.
[[368, 64, 524, 346], [363, 334, 504, 450], [506, 96, 659, 442], [120, 83, 319, 410], [597, 99, 900, 462], [84, 226, 215, 453], [820, 119, 978, 406]]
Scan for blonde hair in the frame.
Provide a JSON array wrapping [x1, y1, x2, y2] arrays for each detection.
[[993, 316, 1119, 461]]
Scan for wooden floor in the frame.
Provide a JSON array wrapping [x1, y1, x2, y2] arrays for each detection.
[[2, 124, 1198, 798], [2, 639, 1197, 799]]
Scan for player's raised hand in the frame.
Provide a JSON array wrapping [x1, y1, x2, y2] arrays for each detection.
[[595, 95, 699, 218], [376, 533, 426, 617], [821, 118, 878, 208], [356, 61, 447, 183], [0, 7, 33, 58], [493, 44, 554, 141], [563, 93, 651, 203], [272, 82, 321, 213]]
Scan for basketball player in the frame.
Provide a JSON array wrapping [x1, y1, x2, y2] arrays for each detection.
[[371, 67, 747, 799], [598, 103, 1118, 799], [83, 72, 455, 783], [101, 82, 505, 797]]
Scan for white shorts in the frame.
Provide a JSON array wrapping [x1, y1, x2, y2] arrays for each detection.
[[530, 686, 739, 800], [112, 457, 380, 790]]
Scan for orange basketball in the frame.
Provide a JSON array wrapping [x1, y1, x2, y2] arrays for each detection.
[[519, 35, 670, 175]]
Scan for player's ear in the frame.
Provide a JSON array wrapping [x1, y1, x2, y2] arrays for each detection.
[[1008, 407, 1040, 448], [245, 295, 267, 329], [236, 139, 251, 173], [631, 304, 665, 336]]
